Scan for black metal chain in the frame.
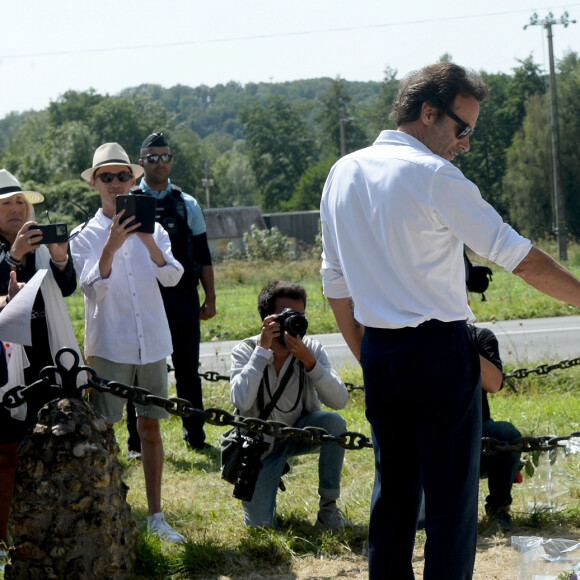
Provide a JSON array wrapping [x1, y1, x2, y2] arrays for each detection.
[[3, 348, 580, 456], [199, 369, 364, 392], [201, 357, 580, 391], [503, 357, 580, 380]]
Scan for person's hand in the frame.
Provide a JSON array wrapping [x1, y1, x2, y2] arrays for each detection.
[[10, 221, 41, 261], [283, 332, 316, 371], [47, 241, 69, 263], [104, 210, 139, 254], [8, 270, 25, 301], [258, 314, 280, 350], [199, 298, 216, 321]]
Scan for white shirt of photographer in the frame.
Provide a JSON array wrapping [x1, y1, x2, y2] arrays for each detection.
[[70, 209, 184, 365]]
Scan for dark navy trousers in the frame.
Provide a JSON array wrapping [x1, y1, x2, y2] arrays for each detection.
[[362, 320, 482, 580]]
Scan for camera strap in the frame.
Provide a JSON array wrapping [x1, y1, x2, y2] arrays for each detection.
[[259, 358, 305, 417]]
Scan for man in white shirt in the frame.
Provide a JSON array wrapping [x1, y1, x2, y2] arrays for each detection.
[[70, 143, 185, 544], [320, 62, 580, 579]]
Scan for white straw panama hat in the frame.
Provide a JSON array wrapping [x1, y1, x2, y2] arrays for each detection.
[[81, 142, 144, 182], [0, 169, 44, 204]]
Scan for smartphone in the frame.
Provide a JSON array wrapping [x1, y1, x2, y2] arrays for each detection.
[[115, 194, 157, 234], [36, 223, 69, 244]]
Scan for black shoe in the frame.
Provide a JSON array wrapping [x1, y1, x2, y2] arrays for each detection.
[[485, 503, 512, 531]]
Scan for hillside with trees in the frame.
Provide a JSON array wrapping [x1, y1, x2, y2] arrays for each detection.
[[1, 53, 579, 243]]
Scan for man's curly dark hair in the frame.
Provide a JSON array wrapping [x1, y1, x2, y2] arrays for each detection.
[[257, 281, 307, 320]]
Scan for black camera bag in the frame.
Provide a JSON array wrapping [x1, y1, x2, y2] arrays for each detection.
[[464, 250, 493, 301]]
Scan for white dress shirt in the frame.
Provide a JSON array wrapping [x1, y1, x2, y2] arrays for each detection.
[[70, 210, 184, 364], [320, 130, 532, 329]]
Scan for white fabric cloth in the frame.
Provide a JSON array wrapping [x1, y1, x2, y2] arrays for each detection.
[[0, 245, 83, 419], [320, 130, 532, 329], [70, 209, 183, 364], [0, 343, 29, 420], [35, 246, 85, 385]]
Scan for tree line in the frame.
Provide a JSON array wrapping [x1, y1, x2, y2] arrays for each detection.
[[0, 53, 579, 243]]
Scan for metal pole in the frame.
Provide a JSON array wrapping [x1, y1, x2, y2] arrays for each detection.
[[525, 12, 576, 260], [546, 21, 567, 260]]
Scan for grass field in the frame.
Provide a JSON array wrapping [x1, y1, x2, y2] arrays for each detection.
[[113, 362, 580, 579], [8, 247, 580, 578]]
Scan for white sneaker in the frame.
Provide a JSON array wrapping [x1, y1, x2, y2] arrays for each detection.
[[147, 513, 185, 544], [127, 449, 141, 460]]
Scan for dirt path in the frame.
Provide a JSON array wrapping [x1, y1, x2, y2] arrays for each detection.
[[220, 524, 580, 579]]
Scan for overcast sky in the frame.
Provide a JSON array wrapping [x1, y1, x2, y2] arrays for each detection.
[[2, 1, 580, 119]]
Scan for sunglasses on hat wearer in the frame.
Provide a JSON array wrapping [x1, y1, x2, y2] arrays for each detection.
[[142, 153, 173, 164], [94, 171, 134, 183], [444, 109, 475, 139]]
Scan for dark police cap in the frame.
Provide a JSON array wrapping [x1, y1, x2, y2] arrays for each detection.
[[141, 132, 169, 148]]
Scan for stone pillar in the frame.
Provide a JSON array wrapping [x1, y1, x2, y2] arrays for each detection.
[[5, 398, 136, 579]]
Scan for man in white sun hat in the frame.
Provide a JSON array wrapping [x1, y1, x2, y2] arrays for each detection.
[[70, 143, 185, 543]]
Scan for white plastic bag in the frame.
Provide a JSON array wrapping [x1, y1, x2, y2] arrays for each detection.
[[512, 536, 580, 580]]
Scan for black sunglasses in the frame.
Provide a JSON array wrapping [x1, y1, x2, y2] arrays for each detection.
[[143, 153, 173, 164], [444, 109, 474, 139], [95, 171, 134, 183]]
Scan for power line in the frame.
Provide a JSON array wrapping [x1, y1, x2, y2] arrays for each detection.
[[2, 5, 580, 61]]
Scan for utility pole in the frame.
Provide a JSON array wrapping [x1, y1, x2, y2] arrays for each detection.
[[525, 12, 575, 261], [201, 161, 214, 209]]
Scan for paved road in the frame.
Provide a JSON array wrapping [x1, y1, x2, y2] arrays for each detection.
[[199, 315, 580, 376]]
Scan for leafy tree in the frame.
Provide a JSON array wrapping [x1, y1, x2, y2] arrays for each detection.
[[240, 96, 315, 211], [371, 66, 399, 135], [166, 127, 205, 200], [211, 141, 257, 208], [0, 111, 53, 183], [285, 155, 337, 211], [316, 77, 368, 157], [556, 51, 580, 237], [48, 89, 104, 126], [503, 93, 552, 238], [456, 58, 546, 219]]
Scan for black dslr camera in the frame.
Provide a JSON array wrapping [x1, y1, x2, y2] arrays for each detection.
[[233, 435, 268, 502], [275, 308, 308, 338]]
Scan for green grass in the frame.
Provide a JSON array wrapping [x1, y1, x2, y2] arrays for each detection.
[[96, 359, 580, 579]]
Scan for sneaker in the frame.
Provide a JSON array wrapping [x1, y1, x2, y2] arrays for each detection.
[[147, 513, 185, 544], [315, 501, 353, 531], [127, 449, 141, 460]]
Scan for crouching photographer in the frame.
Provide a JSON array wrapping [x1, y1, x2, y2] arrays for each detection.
[[229, 280, 351, 530]]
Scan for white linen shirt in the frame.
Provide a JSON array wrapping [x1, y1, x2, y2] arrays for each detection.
[[320, 130, 532, 329], [70, 209, 184, 364]]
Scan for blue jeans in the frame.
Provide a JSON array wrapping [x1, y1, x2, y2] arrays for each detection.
[[362, 320, 482, 580], [242, 410, 346, 528], [481, 418, 521, 509]]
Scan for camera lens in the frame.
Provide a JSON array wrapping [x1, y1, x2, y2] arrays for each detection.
[[285, 314, 308, 338]]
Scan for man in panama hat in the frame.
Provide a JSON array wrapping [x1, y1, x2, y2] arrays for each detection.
[[71, 143, 186, 543]]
